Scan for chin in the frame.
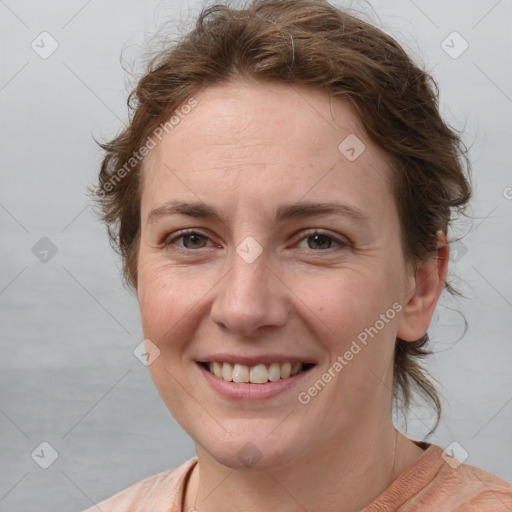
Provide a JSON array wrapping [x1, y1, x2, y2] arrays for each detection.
[[206, 443, 297, 472], [193, 423, 308, 473]]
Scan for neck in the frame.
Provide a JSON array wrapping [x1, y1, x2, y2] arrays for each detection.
[[183, 424, 424, 512]]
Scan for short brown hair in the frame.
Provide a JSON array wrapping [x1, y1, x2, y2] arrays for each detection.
[[90, 0, 472, 432]]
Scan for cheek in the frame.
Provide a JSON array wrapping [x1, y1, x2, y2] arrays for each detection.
[[298, 269, 391, 334], [300, 270, 400, 387], [138, 252, 188, 304], [137, 255, 220, 361], [137, 258, 188, 338], [137, 261, 198, 414]]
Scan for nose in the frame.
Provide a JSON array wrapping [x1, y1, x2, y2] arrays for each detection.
[[210, 249, 289, 337]]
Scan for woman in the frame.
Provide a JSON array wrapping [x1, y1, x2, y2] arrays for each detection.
[[85, 0, 512, 510]]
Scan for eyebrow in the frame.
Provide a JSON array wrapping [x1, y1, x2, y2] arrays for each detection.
[[147, 199, 371, 227]]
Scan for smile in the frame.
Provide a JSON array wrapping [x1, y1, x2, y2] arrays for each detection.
[[200, 361, 316, 384]]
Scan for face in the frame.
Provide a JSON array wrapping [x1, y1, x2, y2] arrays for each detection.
[[137, 79, 419, 471]]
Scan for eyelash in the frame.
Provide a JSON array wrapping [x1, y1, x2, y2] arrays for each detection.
[[163, 228, 349, 254]]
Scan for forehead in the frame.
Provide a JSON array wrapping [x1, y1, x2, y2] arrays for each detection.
[[140, 80, 395, 224]]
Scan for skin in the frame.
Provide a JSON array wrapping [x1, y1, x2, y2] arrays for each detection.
[[136, 79, 449, 512]]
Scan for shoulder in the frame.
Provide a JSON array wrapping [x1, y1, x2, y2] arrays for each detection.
[[365, 444, 512, 512], [81, 457, 198, 512], [407, 444, 512, 512], [440, 459, 512, 511]]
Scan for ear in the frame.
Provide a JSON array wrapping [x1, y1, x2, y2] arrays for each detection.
[[396, 231, 449, 342]]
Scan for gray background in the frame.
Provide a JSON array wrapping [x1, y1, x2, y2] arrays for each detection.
[[1, 0, 511, 510]]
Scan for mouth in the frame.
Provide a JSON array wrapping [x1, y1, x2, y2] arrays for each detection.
[[197, 361, 316, 384]]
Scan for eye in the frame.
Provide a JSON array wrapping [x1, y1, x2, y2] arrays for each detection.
[[296, 230, 348, 251], [164, 230, 213, 251], [162, 229, 348, 254]]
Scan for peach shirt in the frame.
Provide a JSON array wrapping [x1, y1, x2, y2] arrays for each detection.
[[82, 443, 512, 511]]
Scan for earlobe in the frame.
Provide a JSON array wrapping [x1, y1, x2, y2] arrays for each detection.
[[396, 232, 449, 342]]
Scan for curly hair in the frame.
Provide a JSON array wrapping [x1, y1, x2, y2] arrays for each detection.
[[89, 0, 472, 433]]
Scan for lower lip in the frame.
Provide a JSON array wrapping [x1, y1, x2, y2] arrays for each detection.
[[196, 362, 314, 400]]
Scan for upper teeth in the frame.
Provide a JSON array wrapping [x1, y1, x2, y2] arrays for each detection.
[[208, 362, 303, 383]]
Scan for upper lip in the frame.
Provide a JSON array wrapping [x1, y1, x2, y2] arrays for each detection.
[[196, 353, 318, 366]]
